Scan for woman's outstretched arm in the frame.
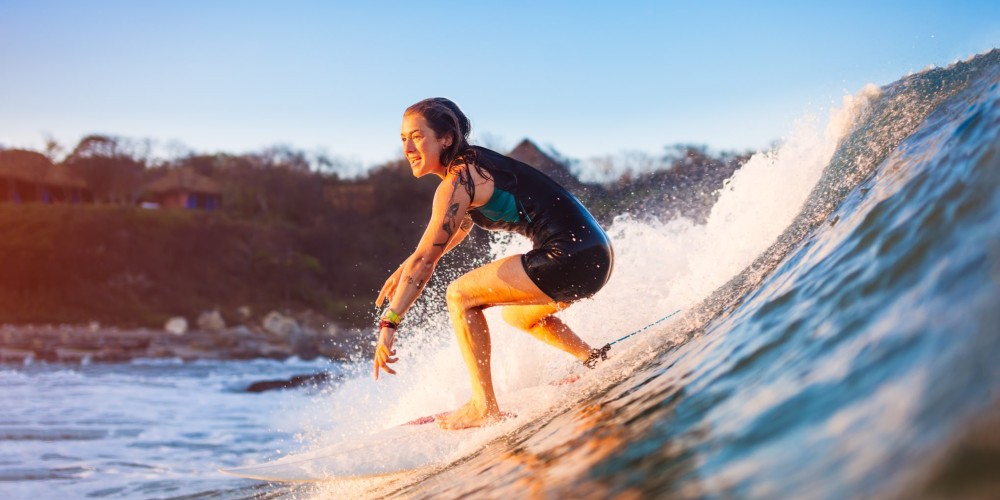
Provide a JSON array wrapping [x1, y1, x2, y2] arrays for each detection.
[[374, 171, 473, 379]]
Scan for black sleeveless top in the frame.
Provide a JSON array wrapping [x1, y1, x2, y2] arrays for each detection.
[[466, 147, 599, 247], [464, 146, 613, 302]]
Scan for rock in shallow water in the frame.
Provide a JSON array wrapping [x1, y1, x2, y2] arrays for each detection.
[[245, 372, 339, 393]]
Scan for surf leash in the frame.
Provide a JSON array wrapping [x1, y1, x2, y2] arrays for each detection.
[[609, 309, 683, 346], [584, 309, 683, 368]]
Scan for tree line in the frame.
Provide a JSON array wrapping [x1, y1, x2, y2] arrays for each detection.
[[0, 134, 751, 328]]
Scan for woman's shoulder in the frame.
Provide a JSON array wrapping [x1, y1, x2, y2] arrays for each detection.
[[450, 147, 494, 174], [446, 148, 498, 205]]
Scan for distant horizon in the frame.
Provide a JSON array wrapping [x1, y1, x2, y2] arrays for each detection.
[[2, 1, 998, 172]]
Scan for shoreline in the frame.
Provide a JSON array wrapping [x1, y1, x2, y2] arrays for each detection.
[[0, 321, 367, 365]]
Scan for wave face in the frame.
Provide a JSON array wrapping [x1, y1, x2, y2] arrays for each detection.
[[293, 50, 1000, 499]]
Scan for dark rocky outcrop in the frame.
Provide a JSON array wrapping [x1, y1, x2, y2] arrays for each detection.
[[245, 372, 340, 393]]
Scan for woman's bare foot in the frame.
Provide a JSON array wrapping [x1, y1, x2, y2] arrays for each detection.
[[437, 400, 504, 430]]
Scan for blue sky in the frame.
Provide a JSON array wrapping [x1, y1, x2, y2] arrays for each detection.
[[1, 1, 998, 169]]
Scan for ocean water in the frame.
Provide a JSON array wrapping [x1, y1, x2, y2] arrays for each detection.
[[3, 50, 1000, 499], [0, 358, 332, 498]]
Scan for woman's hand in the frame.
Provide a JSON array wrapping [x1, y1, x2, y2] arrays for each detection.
[[376, 265, 404, 307], [373, 326, 398, 380]]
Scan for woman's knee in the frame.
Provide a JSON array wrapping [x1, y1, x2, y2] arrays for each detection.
[[446, 279, 477, 313]]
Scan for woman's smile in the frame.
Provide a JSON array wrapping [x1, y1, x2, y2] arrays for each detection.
[[401, 113, 448, 178]]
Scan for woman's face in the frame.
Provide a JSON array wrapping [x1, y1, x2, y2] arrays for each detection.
[[401, 113, 451, 178]]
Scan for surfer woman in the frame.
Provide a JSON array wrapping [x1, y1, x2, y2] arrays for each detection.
[[374, 98, 614, 430]]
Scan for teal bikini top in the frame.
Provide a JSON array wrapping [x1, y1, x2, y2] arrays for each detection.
[[473, 186, 532, 224]]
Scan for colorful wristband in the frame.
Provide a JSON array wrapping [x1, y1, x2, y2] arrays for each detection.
[[382, 308, 402, 325]]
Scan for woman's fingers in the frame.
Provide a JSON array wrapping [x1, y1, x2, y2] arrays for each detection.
[[377, 345, 397, 360], [373, 344, 398, 380], [374, 358, 396, 379], [375, 280, 397, 306], [374, 355, 393, 379]]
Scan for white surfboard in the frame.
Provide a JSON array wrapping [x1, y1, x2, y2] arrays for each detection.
[[220, 412, 502, 482], [221, 374, 583, 482]]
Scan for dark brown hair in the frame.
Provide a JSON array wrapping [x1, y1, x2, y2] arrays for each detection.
[[404, 97, 473, 168]]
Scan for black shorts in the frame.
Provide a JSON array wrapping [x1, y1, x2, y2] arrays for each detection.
[[522, 235, 614, 303]]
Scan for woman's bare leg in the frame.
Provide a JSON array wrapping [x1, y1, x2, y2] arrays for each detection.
[[501, 303, 592, 362], [441, 254, 583, 430]]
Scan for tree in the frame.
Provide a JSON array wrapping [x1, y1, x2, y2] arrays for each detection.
[[64, 135, 148, 204], [41, 133, 64, 163]]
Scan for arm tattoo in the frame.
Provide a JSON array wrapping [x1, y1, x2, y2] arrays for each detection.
[[435, 202, 460, 247], [433, 173, 467, 248], [442, 203, 460, 236]]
